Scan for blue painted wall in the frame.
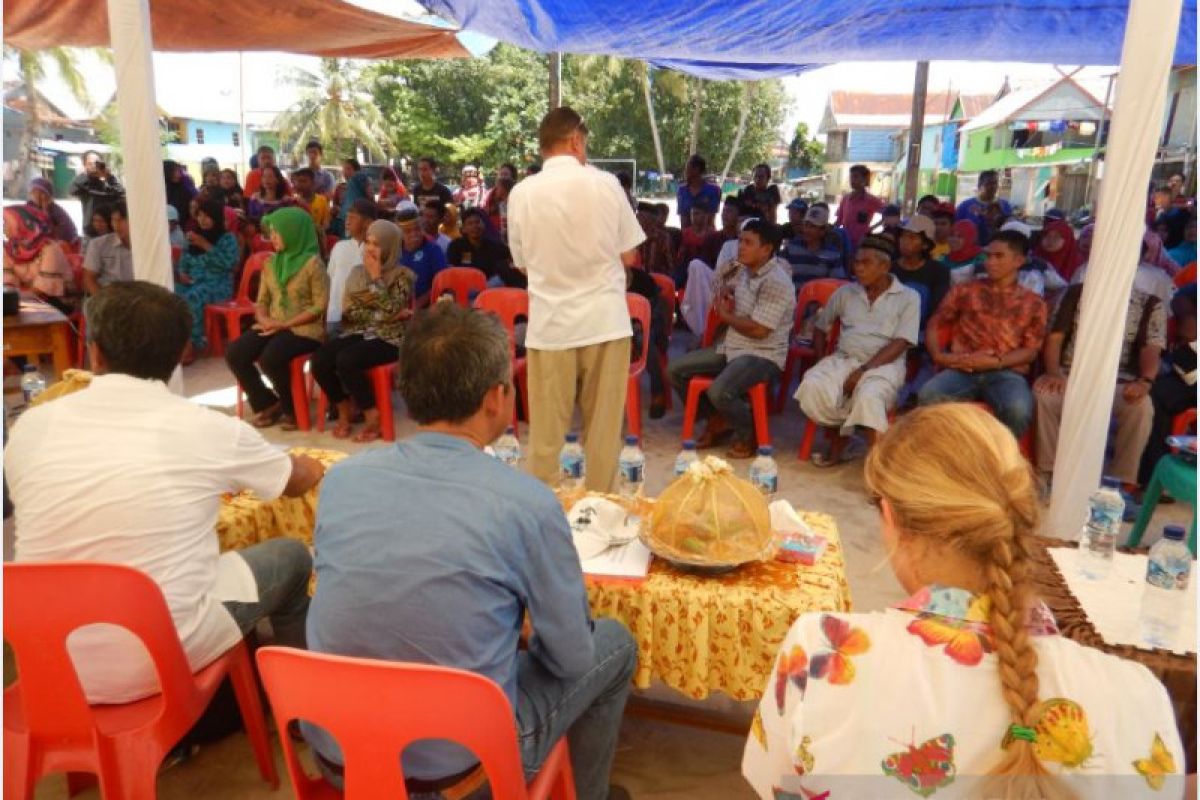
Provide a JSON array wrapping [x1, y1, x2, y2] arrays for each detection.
[[184, 120, 241, 146], [847, 128, 900, 162], [939, 122, 960, 170]]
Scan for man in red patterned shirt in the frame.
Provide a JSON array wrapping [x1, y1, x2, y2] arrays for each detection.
[[918, 230, 1048, 436]]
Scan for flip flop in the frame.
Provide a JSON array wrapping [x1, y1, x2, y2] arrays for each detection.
[[353, 427, 381, 443], [251, 406, 283, 428]]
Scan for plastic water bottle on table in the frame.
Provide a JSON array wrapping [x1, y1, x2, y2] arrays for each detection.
[[618, 435, 646, 499], [558, 433, 586, 492], [674, 439, 700, 477], [749, 445, 779, 499], [492, 426, 521, 467], [1079, 476, 1124, 579], [1140, 524, 1192, 648], [20, 365, 46, 406]]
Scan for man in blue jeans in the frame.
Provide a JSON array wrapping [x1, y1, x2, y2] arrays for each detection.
[[668, 219, 797, 458], [306, 303, 636, 800], [918, 229, 1048, 436]]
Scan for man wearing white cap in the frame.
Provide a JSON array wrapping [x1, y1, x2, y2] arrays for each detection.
[[797, 235, 920, 466], [891, 213, 949, 325]]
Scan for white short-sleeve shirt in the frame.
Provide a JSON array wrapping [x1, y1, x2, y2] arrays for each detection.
[[327, 238, 365, 325], [6, 374, 293, 703], [507, 155, 645, 350]]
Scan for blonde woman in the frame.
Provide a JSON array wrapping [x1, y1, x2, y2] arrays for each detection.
[[743, 404, 1185, 799]]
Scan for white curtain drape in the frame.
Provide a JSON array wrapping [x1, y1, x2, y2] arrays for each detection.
[[1044, 0, 1184, 538]]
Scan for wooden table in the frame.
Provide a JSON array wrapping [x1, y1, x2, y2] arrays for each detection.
[[3, 299, 72, 378], [1032, 537, 1197, 772]]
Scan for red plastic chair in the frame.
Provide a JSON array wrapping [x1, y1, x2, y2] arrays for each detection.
[[795, 320, 845, 461], [432, 267, 488, 308], [325, 234, 340, 254], [680, 307, 771, 448], [4, 563, 278, 799], [650, 273, 676, 411], [774, 278, 848, 413], [236, 353, 315, 431], [625, 293, 652, 440], [475, 288, 529, 433], [315, 362, 398, 442], [170, 245, 182, 265], [255, 646, 575, 800], [204, 251, 270, 357], [251, 235, 275, 254]]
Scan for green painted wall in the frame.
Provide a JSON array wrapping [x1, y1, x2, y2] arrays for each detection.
[[959, 126, 1095, 172]]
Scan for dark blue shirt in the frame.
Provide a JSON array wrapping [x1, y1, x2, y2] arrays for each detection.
[[304, 433, 594, 779], [676, 181, 722, 227], [400, 240, 447, 299]]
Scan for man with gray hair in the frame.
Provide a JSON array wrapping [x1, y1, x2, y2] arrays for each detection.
[[508, 106, 645, 492], [6, 281, 323, 704], [306, 303, 636, 800]]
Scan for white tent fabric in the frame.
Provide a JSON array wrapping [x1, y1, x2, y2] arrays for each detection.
[[1044, 0, 1183, 539]]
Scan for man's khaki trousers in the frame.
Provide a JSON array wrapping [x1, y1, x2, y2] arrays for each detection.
[[527, 337, 631, 494]]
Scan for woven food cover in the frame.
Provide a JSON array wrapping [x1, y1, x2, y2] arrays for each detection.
[[641, 456, 773, 567]]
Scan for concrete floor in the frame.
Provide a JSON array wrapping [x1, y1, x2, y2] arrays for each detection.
[[14, 339, 1192, 799]]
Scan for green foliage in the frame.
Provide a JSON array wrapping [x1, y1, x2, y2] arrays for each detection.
[[273, 59, 389, 162], [93, 104, 178, 172], [365, 46, 788, 179], [787, 121, 824, 173]]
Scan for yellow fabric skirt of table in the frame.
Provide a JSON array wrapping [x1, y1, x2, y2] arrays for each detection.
[[586, 510, 851, 701], [217, 458, 852, 703]]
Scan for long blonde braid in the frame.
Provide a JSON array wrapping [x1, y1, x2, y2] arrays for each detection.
[[864, 405, 1074, 800]]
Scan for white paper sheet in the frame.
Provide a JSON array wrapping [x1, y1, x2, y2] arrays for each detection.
[[1050, 548, 1196, 655], [580, 538, 653, 580]]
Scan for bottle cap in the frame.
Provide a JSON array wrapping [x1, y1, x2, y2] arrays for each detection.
[[682, 439, 697, 450], [504, 426, 515, 435], [1101, 476, 1121, 490], [625, 435, 639, 446], [758, 445, 774, 456], [565, 433, 578, 443], [1163, 524, 1187, 541]]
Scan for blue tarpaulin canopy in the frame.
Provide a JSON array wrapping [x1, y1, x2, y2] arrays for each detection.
[[423, 0, 1197, 79]]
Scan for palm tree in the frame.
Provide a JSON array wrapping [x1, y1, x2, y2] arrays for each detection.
[[6, 46, 98, 189], [273, 58, 389, 163]]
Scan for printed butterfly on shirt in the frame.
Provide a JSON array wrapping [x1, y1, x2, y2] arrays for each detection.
[[809, 615, 871, 684], [774, 645, 809, 714], [881, 731, 956, 797], [1132, 732, 1177, 790], [905, 614, 994, 666]]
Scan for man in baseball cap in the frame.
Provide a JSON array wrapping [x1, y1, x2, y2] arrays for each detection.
[[780, 203, 845, 288], [893, 213, 949, 324]]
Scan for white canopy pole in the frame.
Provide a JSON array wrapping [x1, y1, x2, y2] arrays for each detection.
[[1044, 0, 1182, 538], [106, 0, 173, 289]]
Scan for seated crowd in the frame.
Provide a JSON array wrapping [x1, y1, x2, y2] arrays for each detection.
[[3, 115, 1194, 797]]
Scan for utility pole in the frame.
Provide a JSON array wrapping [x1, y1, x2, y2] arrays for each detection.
[[548, 53, 562, 109], [903, 61, 930, 214]]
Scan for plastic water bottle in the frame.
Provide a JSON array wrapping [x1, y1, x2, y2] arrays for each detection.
[[674, 439, 700, 477], [1140, 525, 1193, 648], [558, 433, 586, 491], [618, 435, 646, 499], [1079, 476, 1124, 579], [492, 426, 521, 467], [20, 365, 46, 405], [749, 445, 779, 499]]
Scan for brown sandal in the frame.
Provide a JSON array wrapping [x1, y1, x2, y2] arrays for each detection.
[[251, 405, 283, 428]]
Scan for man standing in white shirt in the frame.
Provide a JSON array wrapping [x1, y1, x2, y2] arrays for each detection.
[[5, 282, 325, 704], [326, 198, 377, 336], [508, 107, 645, 492]]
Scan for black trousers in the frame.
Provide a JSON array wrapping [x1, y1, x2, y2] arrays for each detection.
[[225, 329, 321, 415], [310, 334, 399, 410], [1138, 371, 1196, 485]]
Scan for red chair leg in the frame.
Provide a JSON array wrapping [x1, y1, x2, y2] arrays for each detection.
[[681, 378, 711, 443], [749, 383, 771, 447], [289, 359, 311, 432], [625, 375, 641, 440], [372, 366, 396, 443], [225, 643, 280, 788], [798, 419, 819, 461]]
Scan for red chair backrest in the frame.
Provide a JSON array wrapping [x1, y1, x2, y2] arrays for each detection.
[[791, 278, 848, 337], [238, 251, 271, 304], [627, 293, 651, 374], [474, 288, 529, 358], [256, 647, 533, 799], [1173, 408, 1197, 437], [650, 273, 676, 328], [4, 563, 205, 747], [432, 267, 488, 308], [251, 236, 274, 254]]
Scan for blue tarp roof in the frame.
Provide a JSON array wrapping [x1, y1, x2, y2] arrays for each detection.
[[423, 0, 1197, 79]]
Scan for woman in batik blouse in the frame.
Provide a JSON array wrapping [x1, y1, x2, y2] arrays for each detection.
[[743, 403, 1184, 800]]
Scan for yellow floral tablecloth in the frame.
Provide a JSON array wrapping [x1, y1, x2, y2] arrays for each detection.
[[216, 447, 348, 552], [585, 510, 852, 701]]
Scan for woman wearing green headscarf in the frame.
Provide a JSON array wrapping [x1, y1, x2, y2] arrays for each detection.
[[311, 219, 414, 441], [225, 207, 330, 429]]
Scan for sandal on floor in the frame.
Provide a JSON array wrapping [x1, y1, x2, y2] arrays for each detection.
[[353, 426, 381, 443], [279, 415, 299, 432], [251, 406, 283, 428]]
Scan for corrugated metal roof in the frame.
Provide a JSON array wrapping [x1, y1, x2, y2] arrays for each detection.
[[827, 90, 997, 130]]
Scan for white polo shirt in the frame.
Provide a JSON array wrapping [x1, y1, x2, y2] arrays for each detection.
[[327, 237, 365, 325], [508, 155, 645, 350], [6, 374, 293, 703]]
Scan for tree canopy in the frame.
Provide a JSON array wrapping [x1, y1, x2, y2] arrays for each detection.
[[364, 45, 789, 180], [787, 121, 824, 174]]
